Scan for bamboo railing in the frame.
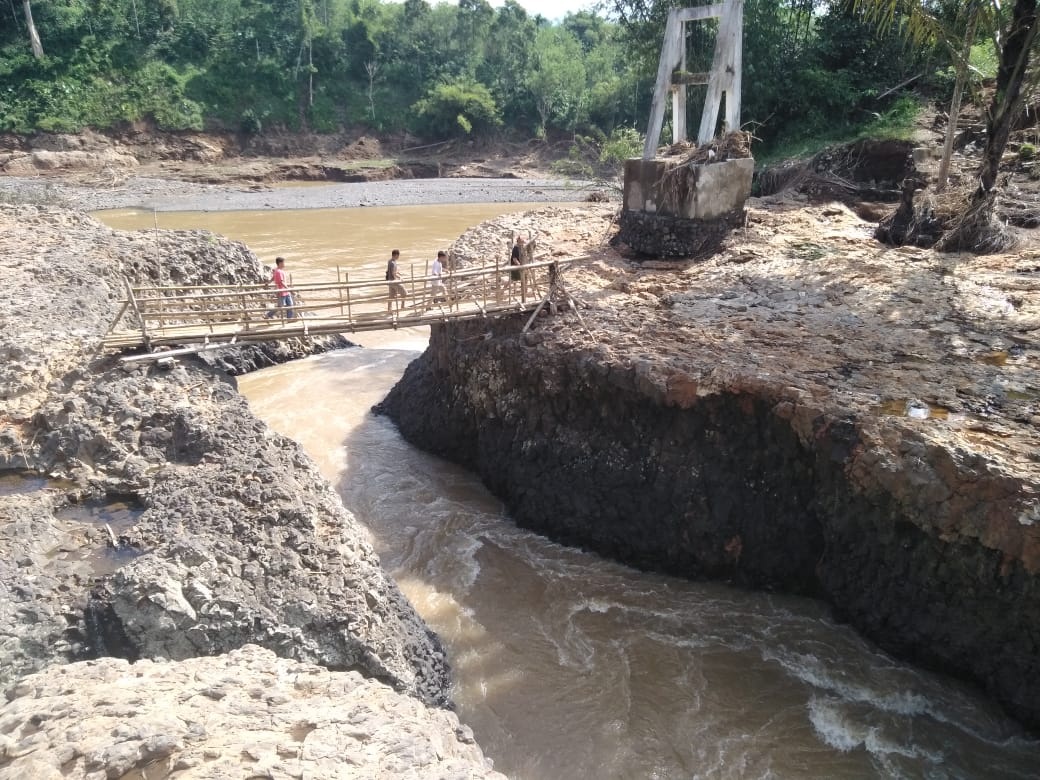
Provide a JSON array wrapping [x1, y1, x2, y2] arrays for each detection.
[[102, 256, 585, 352]]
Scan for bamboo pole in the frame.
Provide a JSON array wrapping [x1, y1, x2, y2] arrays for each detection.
[[337, 266, 344, 317], [122, 276, 150, 348], [345, 271, 353, 324], [422, 259, 429, 311], [495, 253, 501, 304], [240, 289, 250, 331]]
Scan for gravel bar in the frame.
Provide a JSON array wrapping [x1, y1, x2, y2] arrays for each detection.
[[0, 175, 596, 213]]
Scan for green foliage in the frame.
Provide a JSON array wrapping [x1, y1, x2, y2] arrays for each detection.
[[600, 127, 643, 164], [1019, 142, 1036, 160], [0, 0, 968, 162], [550, 143, 595, 178], [127, 62, 205, 130], [412, 80, 502, 138], [969, 40, 999, 79], [240, 109, 263, 136], [858, 95, 921, 140], [757, 94, 925, 166], [529, 27, 587, 133]]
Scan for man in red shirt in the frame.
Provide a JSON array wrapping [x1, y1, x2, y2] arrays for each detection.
[[265, 256, 295, 319]]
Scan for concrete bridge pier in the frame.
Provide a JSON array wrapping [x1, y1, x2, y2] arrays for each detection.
[[617, 156, 754, 258]]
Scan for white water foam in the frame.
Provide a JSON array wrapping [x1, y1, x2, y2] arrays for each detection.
[[808, 696, 945, 764]]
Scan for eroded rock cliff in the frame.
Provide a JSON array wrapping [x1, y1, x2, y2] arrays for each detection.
[[0, 204, 499, 777], [379, 201, 1040, 730]]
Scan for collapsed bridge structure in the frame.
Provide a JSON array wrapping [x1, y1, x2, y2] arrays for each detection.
[[619, 1, 754, 257]]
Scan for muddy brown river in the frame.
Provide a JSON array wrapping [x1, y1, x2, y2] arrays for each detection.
[[97, 206, 1040, 779]]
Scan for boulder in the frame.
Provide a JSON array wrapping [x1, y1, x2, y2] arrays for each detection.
[[0, 645, 503, 780]]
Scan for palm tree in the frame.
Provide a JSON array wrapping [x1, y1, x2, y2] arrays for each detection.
[[857, 0, 1040, 252], [940, 0, 1039, 251]]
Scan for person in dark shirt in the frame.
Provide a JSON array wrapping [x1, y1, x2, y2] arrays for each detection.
[[386, 249, 406, 313], [509, 236, 524, 282]]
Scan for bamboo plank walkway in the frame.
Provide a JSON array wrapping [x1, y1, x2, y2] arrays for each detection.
[[102, 256, 586, 355]]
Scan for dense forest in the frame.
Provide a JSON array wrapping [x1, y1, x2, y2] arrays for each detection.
[[0, 1, 990, 153]]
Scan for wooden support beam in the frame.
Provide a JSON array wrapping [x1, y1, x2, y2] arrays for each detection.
[[672, 72, 711, 86]]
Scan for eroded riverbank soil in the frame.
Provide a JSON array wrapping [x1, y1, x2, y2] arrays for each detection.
[[379, 201, 1040, 730], [0, 128, 598, 212]]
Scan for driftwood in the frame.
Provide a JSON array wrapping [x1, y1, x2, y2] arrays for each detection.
[[661, 130, 753, 165], [873, 176, 1029, 253], [757, 139, 913, 203]]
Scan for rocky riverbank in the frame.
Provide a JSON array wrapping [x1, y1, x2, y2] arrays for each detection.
[[0, 204, 502, 777], [378, 200, 1040, 730], [0, 646, 495, 779], [0, 129, 598, 213]]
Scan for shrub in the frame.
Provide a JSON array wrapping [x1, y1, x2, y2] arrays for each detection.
[[412, 80, 502, 139], [858, 95, 921, 141], [126, 62, 204, 130], [240, 109, 262, 136], [600, 126, 643, 165]]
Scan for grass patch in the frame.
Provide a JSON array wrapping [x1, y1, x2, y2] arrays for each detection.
[[342, 158, 397, 170], [792, 241, 830, 261], [755, 95, 924, 166]]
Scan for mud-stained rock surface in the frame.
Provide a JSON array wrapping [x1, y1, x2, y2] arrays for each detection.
[[0, 203, 502, 777], [379, 199, 1040, 730], [0, 645, 502, 780]]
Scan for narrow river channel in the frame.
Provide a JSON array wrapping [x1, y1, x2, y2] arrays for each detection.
[[97, 205, 1040, 779]]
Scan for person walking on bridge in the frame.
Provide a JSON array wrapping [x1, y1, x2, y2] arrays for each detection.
[[430, 250, 447, 303], [265, 256, 294, 319], [386, 249, 406, 313]]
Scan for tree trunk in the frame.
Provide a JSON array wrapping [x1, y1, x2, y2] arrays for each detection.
[[983, 0, 1038, 193], [365, 61, 378, 121], [22, 0, 43, 59], [937, 13, 977, 192], [938, 0, 1039, 252], [130, 0, 141, 38]]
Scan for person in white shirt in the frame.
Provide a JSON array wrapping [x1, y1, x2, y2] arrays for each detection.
[[430, 250, 447, 303]]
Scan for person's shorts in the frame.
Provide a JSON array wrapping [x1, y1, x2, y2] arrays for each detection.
[[389, 283, 406, 299]]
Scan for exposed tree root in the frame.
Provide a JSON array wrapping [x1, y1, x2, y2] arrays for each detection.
[[875, 181, 1022, 254], [936, 189, 1018, 253]]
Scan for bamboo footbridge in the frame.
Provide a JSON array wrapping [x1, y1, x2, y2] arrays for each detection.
[[103, 256, 587, 361]]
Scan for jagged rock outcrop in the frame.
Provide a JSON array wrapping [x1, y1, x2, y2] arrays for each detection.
[[378, 201, 1040, 730], [0, 491, 87, 687], [0, 645, 502, 779], [0, 204, 483, 776]]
